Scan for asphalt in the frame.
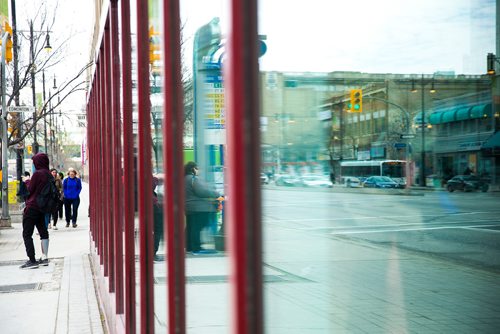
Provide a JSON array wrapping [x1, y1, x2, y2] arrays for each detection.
[[1, 182, 499, 333]]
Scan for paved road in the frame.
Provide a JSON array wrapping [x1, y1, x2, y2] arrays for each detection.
[[260, 187, 500, 332], [262, 187, 500, 271]]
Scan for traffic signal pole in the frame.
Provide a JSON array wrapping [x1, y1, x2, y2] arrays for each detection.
[[363, 95, 413, 190], [1, 31, 11, 223]]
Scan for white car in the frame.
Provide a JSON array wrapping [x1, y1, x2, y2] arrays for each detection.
[[301, 175, 333, 188]]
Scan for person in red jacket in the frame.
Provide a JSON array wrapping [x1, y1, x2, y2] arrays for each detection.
[[20, 153, 51, 269]]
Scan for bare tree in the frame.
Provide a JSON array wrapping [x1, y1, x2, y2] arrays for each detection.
[[6, 2, 92, 149]]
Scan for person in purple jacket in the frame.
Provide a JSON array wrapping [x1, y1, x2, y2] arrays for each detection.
[[20, 153, 51, 269], [63, 169, 82, 228]]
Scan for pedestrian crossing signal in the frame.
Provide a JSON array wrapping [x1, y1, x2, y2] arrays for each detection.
[[350, 89, 362, 112]]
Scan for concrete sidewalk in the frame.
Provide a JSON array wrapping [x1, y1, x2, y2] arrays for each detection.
[[0, 182, 104, 334]]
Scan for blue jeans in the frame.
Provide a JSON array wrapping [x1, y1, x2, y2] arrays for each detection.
[[44, 213, 50, 228]]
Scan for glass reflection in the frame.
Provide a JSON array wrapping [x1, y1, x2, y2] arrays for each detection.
[[259, 0, 498, 333]]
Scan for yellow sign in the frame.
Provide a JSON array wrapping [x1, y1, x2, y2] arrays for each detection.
[[8, 180, 18, 204]]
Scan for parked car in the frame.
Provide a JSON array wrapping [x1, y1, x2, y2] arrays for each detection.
[[362, 176, 402, 188], [342, 177, 362, 188], [301, 175, 333, 188], [275, 175, 303, 187], [446, 175, 489, 192], [260, 173, 269, 184]]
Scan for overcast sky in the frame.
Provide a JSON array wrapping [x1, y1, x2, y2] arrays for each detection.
[[181, 0, 495, 74], [12, 0, 496, 118]]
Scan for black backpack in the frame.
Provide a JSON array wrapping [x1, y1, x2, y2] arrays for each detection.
[[36, 173, 60, 213], [17, 180, 29, 201]]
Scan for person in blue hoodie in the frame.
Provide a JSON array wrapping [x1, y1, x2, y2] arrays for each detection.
[[63, 168, 82, 228]]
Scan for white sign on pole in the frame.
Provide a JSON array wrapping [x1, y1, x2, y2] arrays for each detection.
[[8, 106, 35, 113]]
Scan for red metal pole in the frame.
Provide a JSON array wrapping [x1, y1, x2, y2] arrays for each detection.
[[110, 0, 123, 313], [90, 87, 96, 239], [104, 22, 114, 283], [121, 0, 136, 331], [95, 67, 101, 256], [86, 93, 92, 238], [136, 0, 154, 332], [98, 50, 105, 264], [225, 0, 264, 333], [162, 0, 186, 332]]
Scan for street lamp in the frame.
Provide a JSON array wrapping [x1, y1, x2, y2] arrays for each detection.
[[411, 74, 436, 187], [28, 20, 53, 154], [44, 28, 52, 52]]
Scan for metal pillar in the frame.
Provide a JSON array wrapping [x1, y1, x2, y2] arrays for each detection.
[[225, 0, 264, 333], [162, 0, 186, 332], [420, 74, 426, 187], [30, 21, 39, 154], [1, 32, 10, 222], [120, 0, 136, 330], [110, 0, 124, 313], [136, 0, 155, 332]]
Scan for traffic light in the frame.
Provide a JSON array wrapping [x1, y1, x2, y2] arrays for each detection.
[[349, 89, 362, 112], [487, 53, 496, 75], [2, 22, 13, 63], [149, 25, 161, 65], [27, 145, 33, 155]]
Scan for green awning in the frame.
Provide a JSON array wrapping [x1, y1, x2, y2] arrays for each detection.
[[441, 110, 457, 123], [429, 112, 443, 125], [426, 104, 491, 125], [470, 104, 492, 119], [482, 131, 500, 149], [455, 107, 471, 121]]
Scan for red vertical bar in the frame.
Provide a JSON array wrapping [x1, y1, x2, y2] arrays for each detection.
[[162, 1, 186, 333], [88, 88, 95, 238], [101, 41, 108, 274], [110, 0, 124, 312], [104, 21, 116, 288], [86, 94, 92, 237], [224, 0, 264, 333], [98, 51, 105, 264], [136, 0, 154, 333], [94, 70, 100, 254], [92, 88, 97, 239], [121, 0, 136, 331], [92, 86, 97, 241]]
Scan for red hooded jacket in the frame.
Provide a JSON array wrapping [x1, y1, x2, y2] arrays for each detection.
[[25, 153, 51, 212]]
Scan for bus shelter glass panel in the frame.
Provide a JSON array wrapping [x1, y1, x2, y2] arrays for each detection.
[[259, 1, 499, 333], [167, 1, 230, 332]]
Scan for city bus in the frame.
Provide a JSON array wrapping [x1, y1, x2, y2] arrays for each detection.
[[340, 160, 406, 185]]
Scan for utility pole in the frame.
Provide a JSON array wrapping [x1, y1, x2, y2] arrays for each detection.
[[420, 74, 426, 187], [1, 31, 11, 224], [43, 71, 47, 153], [11, 0, 23, 181], [30, 21, 39, 154]]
